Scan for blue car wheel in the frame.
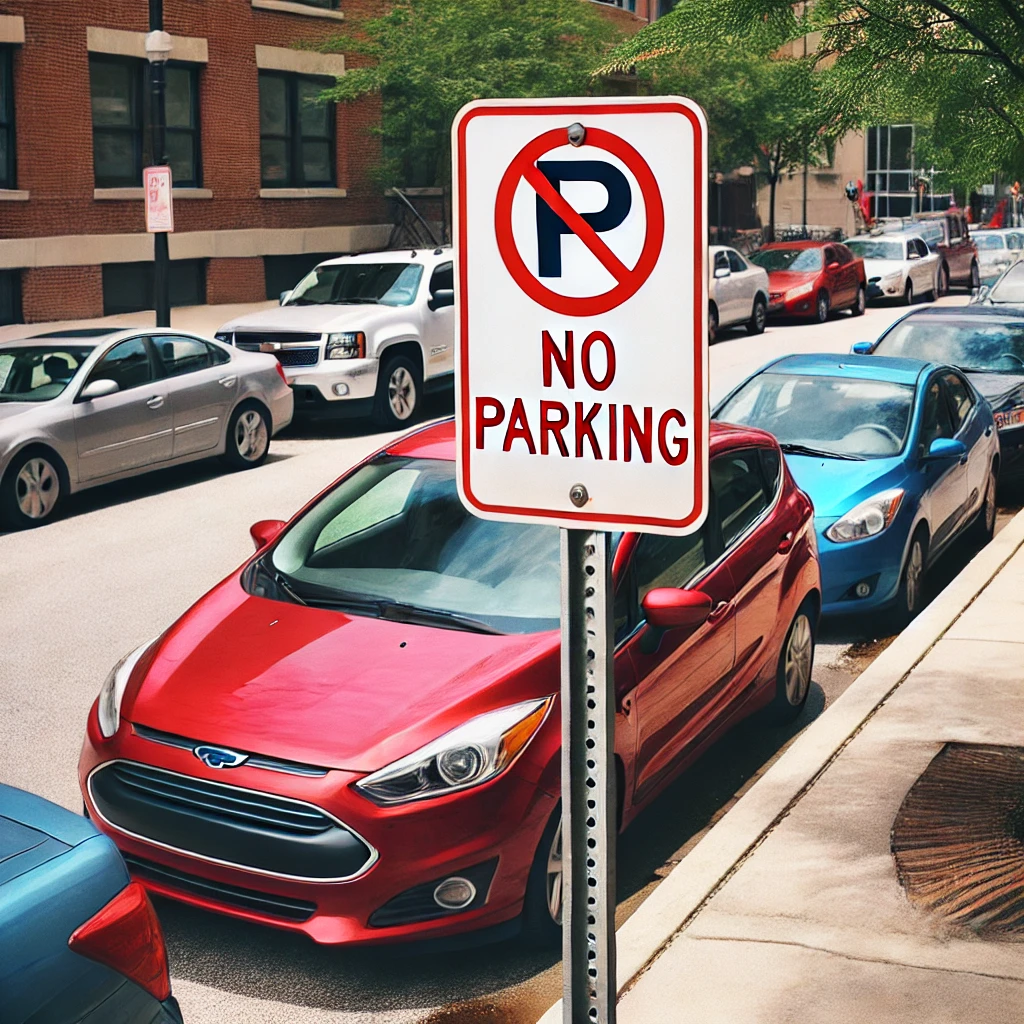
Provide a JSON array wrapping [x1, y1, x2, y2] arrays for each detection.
[[896, 531, 927, 624]]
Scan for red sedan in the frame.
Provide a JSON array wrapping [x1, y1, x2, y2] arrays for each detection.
[[750, 241, 867, 322], [79, 419, 820, 948]]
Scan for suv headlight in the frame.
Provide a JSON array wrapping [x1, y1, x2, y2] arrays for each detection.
[[355, 697, 553, 805], [785, 281, 815, 301], [825, 489, 904, 544], [326, 332, 366, 360], [97, 639, 157, 738]]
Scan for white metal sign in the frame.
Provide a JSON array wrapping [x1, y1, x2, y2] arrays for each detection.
[[144, 165, 174, 233], [453, 97, 709, 535]]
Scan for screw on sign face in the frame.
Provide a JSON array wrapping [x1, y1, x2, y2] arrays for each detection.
[[452, 97, 709, 535]]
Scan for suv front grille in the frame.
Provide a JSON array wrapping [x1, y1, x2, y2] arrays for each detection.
[[235, 332, 321, 346], [90, 761, 375, 880]]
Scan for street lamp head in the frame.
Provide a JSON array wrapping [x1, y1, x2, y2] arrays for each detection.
[[145, 30, 173, 63]]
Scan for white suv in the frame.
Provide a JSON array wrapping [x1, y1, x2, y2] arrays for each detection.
[[216, 248, 454, 427]]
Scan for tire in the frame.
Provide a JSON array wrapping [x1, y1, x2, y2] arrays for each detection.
[[851, 285, 866, 316], [221, 402, 270, 470], [937, 263, 949, 297], [373, 353, 422, 429], [972, 462, 998, 546], [903, 279, 914, 305], [769, 602, 815, 723], [0, 447, 65, 530], [895, 529, 928, 626], [746, 296, 767, 335], [521, 804, 562, 948], [814, 291, 830, 324], [970, 261, 981, 292], [708, 303, 719, 343]]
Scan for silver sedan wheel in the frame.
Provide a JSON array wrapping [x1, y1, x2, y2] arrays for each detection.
[[388, 365, 417, 421], [234, 410, 268, 462], [784, 613, 813, 706], [546, 817, 563, 925], [16, 457, 60, 520]]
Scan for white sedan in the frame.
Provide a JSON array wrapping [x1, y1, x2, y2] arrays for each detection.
[[845, 233, 940, 304], [973, 228, 1024, 284], [709, 245, 770, 341]]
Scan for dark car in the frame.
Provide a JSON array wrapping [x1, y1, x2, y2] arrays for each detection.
[[905, 211, 979, 293], [0, 783, 182, 1024], [855, 305, 1024, 479], [749, 241, 867, 323]]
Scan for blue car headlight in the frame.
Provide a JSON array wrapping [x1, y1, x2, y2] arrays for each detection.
[[825, 488, 904, 544]]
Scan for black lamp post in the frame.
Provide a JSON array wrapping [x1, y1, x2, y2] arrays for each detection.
[[146, 1, 171, 328]]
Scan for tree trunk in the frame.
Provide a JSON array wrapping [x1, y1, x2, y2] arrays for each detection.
[[768, 174, 778, 243]]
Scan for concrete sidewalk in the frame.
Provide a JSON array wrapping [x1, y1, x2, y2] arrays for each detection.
[[542, 509, 1024, 1023]]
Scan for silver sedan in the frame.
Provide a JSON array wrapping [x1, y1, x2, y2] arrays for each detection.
[[0, 327, 293, 529]]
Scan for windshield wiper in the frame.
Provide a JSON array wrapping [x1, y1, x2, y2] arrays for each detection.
[[780, 443, 865, 461], [377, 602, 504, 635], [247, 559, 307, 606]]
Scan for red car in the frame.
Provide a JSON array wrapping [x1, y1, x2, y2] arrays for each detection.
[[750, 241, 867, 322], [79, 419, 820, 948]]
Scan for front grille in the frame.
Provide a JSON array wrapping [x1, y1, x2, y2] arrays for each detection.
[[132, 724, 328, 777], [125, 854, 317, 923], [235, 332, 321, 347], [90, 761, 375, 880], [274, 348, 320, 367]]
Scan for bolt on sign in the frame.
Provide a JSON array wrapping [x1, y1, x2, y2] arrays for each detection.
[[452, 97, 709, 535]]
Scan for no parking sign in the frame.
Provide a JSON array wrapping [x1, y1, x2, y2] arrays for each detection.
[[453, 97, 709, 534]]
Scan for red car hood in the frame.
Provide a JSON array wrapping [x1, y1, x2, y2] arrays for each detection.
[[766, 269, 820, 289], [125, 576, 559, 772]]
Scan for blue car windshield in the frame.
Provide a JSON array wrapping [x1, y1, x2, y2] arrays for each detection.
[[874, 318, 1024, 373], [718, 372, 915, 459]]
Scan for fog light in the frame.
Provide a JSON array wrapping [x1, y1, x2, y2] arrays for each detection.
[[855, 581, 871, 598], [433, 876, 476, 910], [332, 383, 350, 396]]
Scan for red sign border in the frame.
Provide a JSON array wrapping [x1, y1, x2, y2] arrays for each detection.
[[455, 100, 707, 531]]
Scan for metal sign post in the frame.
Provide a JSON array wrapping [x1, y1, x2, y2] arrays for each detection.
[[452, 96, 709, 1024], [561, 529, 616, 1023]]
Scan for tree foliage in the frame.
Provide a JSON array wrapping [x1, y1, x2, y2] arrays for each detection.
[[327, 0, 622, 188]]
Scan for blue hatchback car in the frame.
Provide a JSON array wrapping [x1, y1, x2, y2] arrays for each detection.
[[714, 354, 999, 620], [0, 783, 182, 1024]]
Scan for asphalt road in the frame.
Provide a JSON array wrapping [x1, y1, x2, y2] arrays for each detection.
[[1, 294, 997, 1024]]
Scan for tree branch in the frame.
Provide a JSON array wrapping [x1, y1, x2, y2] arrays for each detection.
[[993, 0, 1024, 38], [915, 0, 1024, 82]]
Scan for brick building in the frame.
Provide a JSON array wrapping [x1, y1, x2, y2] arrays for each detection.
[[0, 0, 392, 324]]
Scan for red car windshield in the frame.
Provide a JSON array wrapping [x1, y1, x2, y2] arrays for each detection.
[[749, 248, 823, 272], [254, 456, 562, 634]]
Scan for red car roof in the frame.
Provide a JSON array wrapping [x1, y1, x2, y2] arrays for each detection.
[[387, 417, 777, 460]]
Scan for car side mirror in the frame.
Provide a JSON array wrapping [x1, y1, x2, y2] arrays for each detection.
[[713, 266, 731, 279], [250, 519, 286, 551], [851, 341, 875, 355], [827, 261, 840, 271], [79, 379, 119, 400], [642, 588, 713, 630], [279, 290, 292, 306], [925, 437, 967, 461], [976, 284, 991, 303], [427, 288, 454, 311]]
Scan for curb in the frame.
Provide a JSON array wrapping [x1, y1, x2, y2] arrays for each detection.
[[538, 505, 1024, 1024]]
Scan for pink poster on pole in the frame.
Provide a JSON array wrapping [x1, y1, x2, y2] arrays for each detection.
[[144, 166, 174, 233]]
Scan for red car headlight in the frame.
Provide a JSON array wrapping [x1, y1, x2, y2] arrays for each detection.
[[355, 697, 553, 805]]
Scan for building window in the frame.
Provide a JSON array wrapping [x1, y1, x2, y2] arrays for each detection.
[[866, 125, 916, 220], [259, 72, 335, 188], [291, 0, 341, 7], [89, 56, 201, 189], [0, 47, 15, 189], [0, 269, 22, 325], [101, 260, 206, 315]]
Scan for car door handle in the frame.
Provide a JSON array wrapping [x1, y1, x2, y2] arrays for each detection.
[[707, 601, 731, 623], [145, 395, 165, 410], [218, 375, 237, 388], [778, 531, 794, 554]]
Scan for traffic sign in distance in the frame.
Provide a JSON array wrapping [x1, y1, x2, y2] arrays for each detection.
[[453, 97, 709, 534]]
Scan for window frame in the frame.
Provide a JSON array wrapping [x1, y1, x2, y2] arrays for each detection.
[[942, 371, 975, 434], [290, 0, 342, 7], [0, 46, 15, 190], [153, 334, 216, 378], [90, 55, 144, 189], [162, 63, 202, 189], [917, 374, 957, 454], [726, 249, 748, 273], [79, 335, 160, 398], [259, 70, 336, 189]]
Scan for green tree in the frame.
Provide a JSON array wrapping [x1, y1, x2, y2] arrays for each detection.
[[326, 0, 622, 189]]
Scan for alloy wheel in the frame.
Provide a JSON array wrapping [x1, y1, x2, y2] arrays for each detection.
[[985, 472, 997, 534], [388, 366, 417, 421], [234, 410, 268, 462], [905, 540, 924, 615], [15, 457, 59, 521], [546, 816, 563, 925], [817, 293, 829, 322], [784, 613, 813, 706], [754, 302, 766, 331]]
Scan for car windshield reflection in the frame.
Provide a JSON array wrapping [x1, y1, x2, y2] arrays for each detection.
[[717, 372, 915, 459], [749, 248, 823, 272], [874, 319, 1024, 373], [284, 263, 424, 307]]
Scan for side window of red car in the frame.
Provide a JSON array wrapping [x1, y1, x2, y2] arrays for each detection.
[[711, 449, 772, 549], [835, 245, 854, 265]]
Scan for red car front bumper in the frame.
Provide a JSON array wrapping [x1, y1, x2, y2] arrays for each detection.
[[79, 704, 558, 946]]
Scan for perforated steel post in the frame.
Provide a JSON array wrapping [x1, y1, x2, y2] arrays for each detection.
[[561, 529, 616, 1024]]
